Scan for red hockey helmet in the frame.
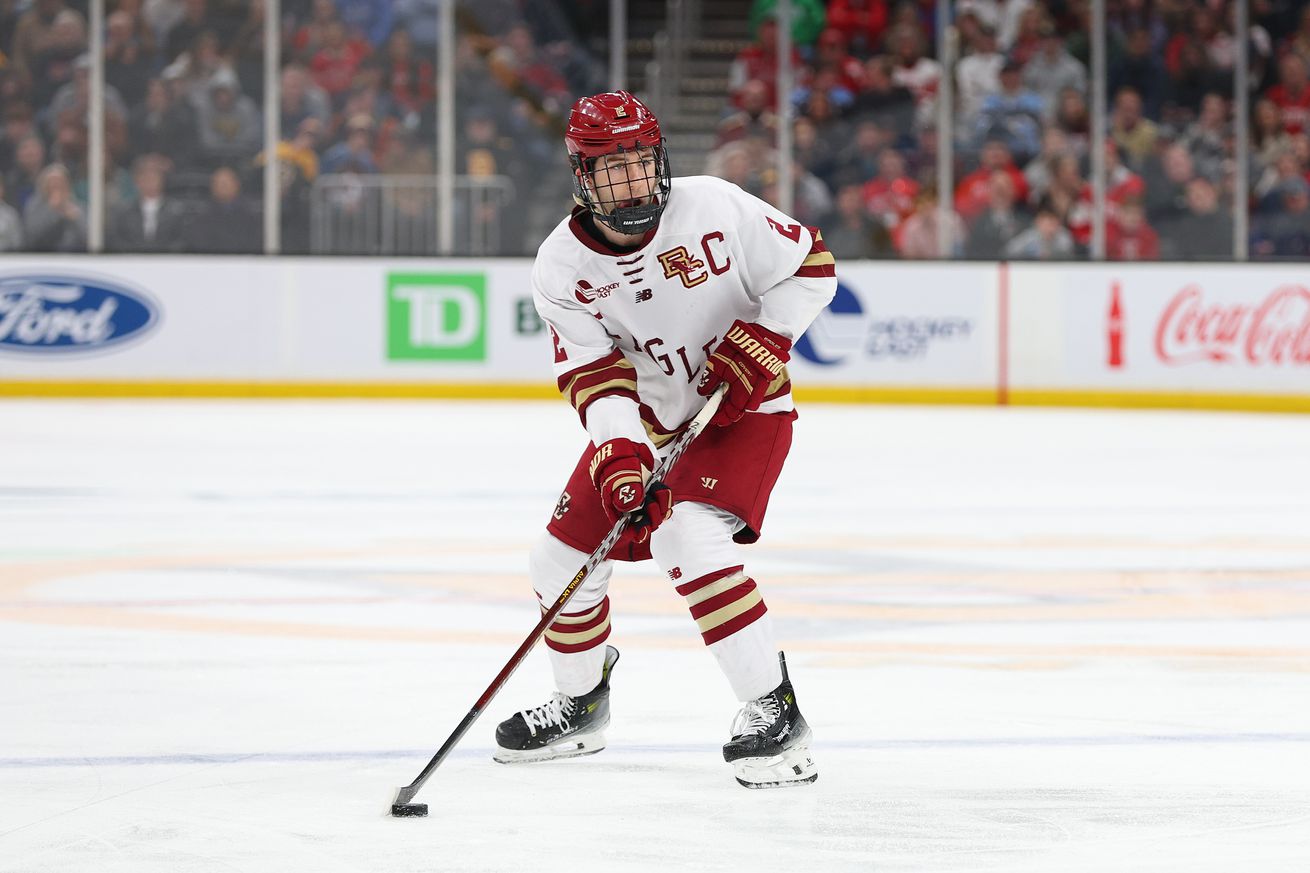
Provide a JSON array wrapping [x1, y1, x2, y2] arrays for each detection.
[[565, 90, 671, 235]]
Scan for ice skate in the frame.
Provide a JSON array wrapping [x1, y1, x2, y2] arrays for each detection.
[[722, 652, 817, 789], [493, 646, 619, 763]]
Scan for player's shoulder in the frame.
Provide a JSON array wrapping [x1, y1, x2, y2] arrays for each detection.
[[672, 174, 749, 201], [532, 212, 584, 291]]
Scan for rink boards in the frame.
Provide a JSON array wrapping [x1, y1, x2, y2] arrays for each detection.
[[0, 257, 1307, 412]]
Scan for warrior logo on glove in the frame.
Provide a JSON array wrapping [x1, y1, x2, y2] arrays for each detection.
[[697, 319, 792, 427]]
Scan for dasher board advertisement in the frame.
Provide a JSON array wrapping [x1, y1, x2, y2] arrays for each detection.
[[0, 258, 550, 384], [1008, 264, 1310, 395], [787, 262, 999, 390]]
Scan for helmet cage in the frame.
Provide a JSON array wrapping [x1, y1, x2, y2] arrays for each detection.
[[570, 140, 672, 236]]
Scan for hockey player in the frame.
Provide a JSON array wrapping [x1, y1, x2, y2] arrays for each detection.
[[492, 91, 836, 788]]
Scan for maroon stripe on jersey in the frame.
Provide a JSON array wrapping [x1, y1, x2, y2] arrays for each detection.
[[805, 226, 829, 254], [674, 565, 744, 598], [794, 263, 836, 278], [701, 599, 769, 645], [688, 578, 758, 621]]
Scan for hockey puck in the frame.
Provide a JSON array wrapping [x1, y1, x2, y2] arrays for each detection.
[[391, 803, 428, 818]]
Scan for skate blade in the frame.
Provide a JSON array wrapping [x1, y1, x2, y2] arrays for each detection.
[[732, 744, 818, 789], [492, 729, 607, 764]]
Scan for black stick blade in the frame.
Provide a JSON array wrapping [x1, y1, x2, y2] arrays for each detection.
[[391, 803, 428, 817]]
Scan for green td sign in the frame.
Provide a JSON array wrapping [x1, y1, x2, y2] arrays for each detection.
[[387, 272, 487, 361]]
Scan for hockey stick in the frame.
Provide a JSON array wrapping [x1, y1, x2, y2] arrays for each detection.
[[390, 384, 726, 816]]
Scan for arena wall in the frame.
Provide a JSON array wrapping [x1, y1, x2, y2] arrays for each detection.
[[1, 258, 1307, 412]]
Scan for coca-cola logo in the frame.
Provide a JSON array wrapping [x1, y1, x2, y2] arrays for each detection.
[[1155, 284, 1310, 366], [0, 274, 159, 354]]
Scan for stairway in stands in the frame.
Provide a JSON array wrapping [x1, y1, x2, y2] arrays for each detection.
[[625, 0, 754, 175]]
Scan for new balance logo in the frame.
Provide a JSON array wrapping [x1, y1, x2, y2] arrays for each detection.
[[700, 477, 718, 490], [635, 288, 653, 303], [668, 567, 682, 580]]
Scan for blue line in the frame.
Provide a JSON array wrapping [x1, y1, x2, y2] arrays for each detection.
[[3, 733, 1308, 769]]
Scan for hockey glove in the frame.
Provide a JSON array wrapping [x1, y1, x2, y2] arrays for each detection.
[[697, 320, 792, 427], [588, 438, 673, 543]]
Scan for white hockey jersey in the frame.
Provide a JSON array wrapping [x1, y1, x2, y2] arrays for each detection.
[[532, 175, 836, 450]]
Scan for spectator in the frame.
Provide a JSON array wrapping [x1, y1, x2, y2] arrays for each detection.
[[163, 0, 235, 64], [1054, 85, 1090, 156], [1110, 87, 1157, 168], [321, 113, 379, 174], [104, 9, 154, 107], [10, 0, 69, 82], [974, 57, 1044, 163], [457, 107, 518, 181], [0, 176, 23, 251], [392, 0, 440, 59], [1047, 152, 1091, 248], [28, 8, 86, 109], [293, 0, 342, 62], [793, 66, 857, 116], [228, 0, 269, 100], [22, 163, 85, 251], [895, 188, 965, 258], [337, 0, 393, 48], [47, 54, 129, 142], [185, 165, 260, 253], [956, 139, 1029, 222], [717, 79, 779, 148], [0, 103, 38, 174], [5, 135, 47, 212], [1283, 6, 1310, 65], [1143, 143, 1196, 234], [758, 160, 833, 226], [825, 0, 889, 58], [833, 118, 892, 185], [1254, 144, 1308, 212], [107, 158, 188, 252], [729, 18, 804, 109], [965, 169, 1027, 258], [1023, 127, 1070, 205], [279, 64, 332, 134], [383, 29, 435, 119], [1178, 92, 1230, 182], [1022, 23, 1086, 118], [255, 117, 322, 253], [821, 181, 894, 259], [492, 23, 571, 112], [130, 73, 198, 169], [1169, 177, 1233, 261], [957, 0, 1034, 55], [1106, 199, 1159, 261], [1004, 200, 1075, 259], [1251, 178, 1310, 259], [888, 23, 941, 129], [851, 56, 915, 138], [1267, 53, 1310, 137], [861, 148, 918, 231], [793, 116, 839, 187], [311, 19, 370, 100], [1163, 38, 1227, 120], [1110, 27, 1165, 119], [1251, 98, 1292, 171], [749, 0, 826, 47], [195, 67, 263, 168], [811, 27, 865, 94], [956, 22, 1003, 128]]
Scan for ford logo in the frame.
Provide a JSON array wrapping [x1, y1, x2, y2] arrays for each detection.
[[0, 274, 160, 354]]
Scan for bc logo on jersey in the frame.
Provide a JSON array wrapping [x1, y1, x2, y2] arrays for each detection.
[[656, 246, 708, 289]]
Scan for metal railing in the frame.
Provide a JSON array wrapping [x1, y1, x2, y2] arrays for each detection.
[[310, 175, 515, 256]]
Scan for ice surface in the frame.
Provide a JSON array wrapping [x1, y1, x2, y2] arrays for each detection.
[[2, 400, 1309, 872]]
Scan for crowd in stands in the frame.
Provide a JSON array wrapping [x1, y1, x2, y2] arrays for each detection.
[[0, 0, 608, 253], [718, 0, 1310, 260], [2, 0, 1309, 259]]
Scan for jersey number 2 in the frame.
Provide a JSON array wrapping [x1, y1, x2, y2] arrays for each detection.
[[766, 217, 802, 242]]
